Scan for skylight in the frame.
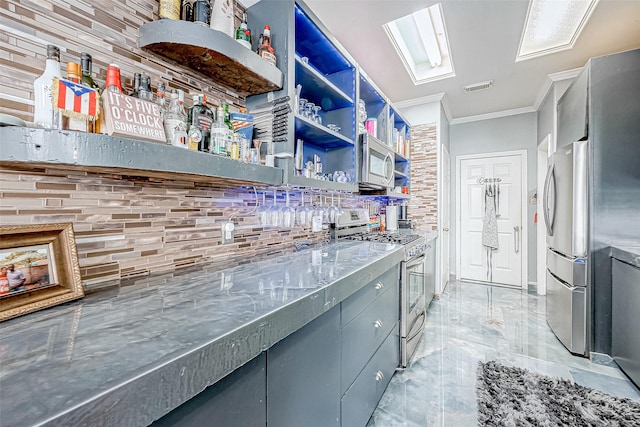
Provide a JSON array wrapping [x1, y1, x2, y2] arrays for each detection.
[[517, 0, 600, 61], [383, 3, 455, 85]]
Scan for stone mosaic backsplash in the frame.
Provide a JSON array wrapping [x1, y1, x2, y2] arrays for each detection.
[[408, 123, 438, 231], [0, 0, 247, 123], [0, 165, 338, 289]]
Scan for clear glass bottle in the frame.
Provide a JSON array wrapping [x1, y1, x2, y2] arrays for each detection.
[[257, 25, 276, 66], [164, 90, 188, 148], [33, 44, 62, 129], [156, 82, 166, 114], [211, 105, 230, 155], [192, 0, 211, 26]]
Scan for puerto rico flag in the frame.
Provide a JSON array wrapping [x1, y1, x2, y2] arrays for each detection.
[[52, 78, 99, 119]]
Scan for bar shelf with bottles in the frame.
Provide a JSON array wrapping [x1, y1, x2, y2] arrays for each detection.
[[138, 19, 283, 96], [0, 127, 283, 187], [246, 0, 357, 192]]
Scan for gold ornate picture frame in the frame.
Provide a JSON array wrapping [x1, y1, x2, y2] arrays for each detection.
[[0, 223, 84, 321]]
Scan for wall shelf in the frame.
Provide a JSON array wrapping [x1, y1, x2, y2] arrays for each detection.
[[295, 55, 353, 109], [294, 114, 354, 148], [138, 20, 283, 96], [0, 127, 283, 186]]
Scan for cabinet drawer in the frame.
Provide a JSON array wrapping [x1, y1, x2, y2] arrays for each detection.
[[341, 282, 398, 394], [341, 265, 399, 327], [341, 327, 399, 427]]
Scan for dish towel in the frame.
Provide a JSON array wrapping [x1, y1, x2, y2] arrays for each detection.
[[482, 183, 499, 282]]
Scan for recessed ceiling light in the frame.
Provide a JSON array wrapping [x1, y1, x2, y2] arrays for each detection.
[[516, 0, 600, 62], [383, 3, 455, 85]]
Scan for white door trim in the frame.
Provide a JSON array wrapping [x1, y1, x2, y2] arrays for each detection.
[[438, 144, 450, 293], [455, 149, 528, 288]]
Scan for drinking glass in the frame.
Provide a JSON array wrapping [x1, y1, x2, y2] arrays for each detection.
[[298, 98, 307, 116], [268, 189, 280, 227], [304, 102, 315, 120], [257, 192, 270, 227], [280, 190, 296, 228], [312, 105, 322, 125], [296, 192, 312, 227], [327, 192, 340, 224]]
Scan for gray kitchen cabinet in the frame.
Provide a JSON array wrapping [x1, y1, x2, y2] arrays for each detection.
[[341, 327, 399, 427], [341, 264, 400, 425], [612, 259, 640, 387], [152, 353, 266, 427], [267, 306, 342, 427]]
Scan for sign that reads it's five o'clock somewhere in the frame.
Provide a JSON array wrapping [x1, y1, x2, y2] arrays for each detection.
[[101, 91, 166, 143]]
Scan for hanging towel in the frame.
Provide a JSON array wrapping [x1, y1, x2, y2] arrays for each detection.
[[482, 183, 499, 282], [482, 183, 499, 250]]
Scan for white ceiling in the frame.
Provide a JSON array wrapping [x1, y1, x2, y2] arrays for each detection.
[[244, 0, 640, 122]]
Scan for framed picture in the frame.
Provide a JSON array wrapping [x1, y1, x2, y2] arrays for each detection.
[[0, 223, 84, 321]]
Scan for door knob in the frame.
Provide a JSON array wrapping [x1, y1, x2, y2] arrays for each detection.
[[443, 228, 449, 232]]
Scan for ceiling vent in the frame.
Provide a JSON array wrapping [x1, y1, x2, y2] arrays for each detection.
[[463, 80, 493, 92]]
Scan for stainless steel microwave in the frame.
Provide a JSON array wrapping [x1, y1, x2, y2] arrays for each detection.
[[359, 133, 394, 189]]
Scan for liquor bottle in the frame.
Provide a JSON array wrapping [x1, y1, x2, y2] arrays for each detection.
[[188, 94, 214, 152], [193, 0, 211, 26], [159, 0, 181, 20], [130, 72, 141, 98], [257, 25, 276, 66], [61, 62, 88, 132], [139, 74, 153, 101], [81, 53, 100, 133], [33, 44, 63, 129], [105, 64, 122, 94], [235, 13, 251, 49], [156, 82, 166, 113], [164, 90, 188, 148], [211, 105, 230, 155], [181, 1, 194, 22]]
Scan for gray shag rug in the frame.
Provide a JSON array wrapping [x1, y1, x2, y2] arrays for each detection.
[[476, 361, 640, 426]]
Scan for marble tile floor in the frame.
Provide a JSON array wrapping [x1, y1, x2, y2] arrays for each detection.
[[368, 280, 640, 426]]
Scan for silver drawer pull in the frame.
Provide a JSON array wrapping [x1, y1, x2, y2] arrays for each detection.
[[375, 371, 384, 381], [374, 319, 383, 328], [374, 282, 384, 290]]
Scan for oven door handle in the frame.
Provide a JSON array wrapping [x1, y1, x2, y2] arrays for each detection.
[[407, 310, 427, 342], [406, 254, 426, 268]]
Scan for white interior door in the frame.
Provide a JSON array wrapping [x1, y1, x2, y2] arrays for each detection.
[[458, 153, 524, 287], [440, 147, 450, 293]]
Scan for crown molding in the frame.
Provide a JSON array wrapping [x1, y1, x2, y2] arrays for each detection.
[[450, 106, 536, 125], [393, 92, 445, 109], [533, 66, 583, 111]]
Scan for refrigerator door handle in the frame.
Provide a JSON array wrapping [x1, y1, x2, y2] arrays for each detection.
[[514, 226, 520, 254], [543, 163, 556, 236]]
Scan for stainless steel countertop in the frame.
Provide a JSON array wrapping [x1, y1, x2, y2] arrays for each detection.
[[610, 245, 640, 268], [0, 241, 403, 427]]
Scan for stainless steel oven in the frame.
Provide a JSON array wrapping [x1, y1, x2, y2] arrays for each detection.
[[400, 241, 427, 368], [359, 133, 394, 189]]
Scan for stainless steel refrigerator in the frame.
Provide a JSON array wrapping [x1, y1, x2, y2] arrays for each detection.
[[544, 48, 640, 357]]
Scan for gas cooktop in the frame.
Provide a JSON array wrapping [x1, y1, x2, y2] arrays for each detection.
[[343, 232, 421, 245]]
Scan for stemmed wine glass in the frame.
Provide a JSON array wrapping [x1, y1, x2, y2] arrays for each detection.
[[327, 192, 340, 224], [257, 191, 270, 227], [268, 189, 280, 227], [280, 189, 296, 228], [298, 98, 307, 116], [296, 192, 312, 227]]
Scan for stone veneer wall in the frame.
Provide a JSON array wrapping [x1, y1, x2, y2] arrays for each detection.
[[0, 164, 338, 289], [408, 123, 438, 230], [0, 0, 247, 122]]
